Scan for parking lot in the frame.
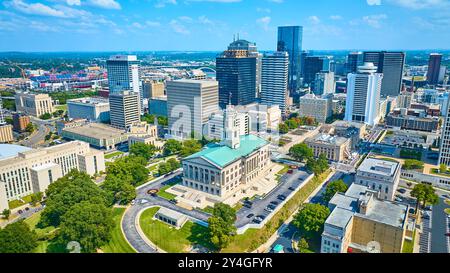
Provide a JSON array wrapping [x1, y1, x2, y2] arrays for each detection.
[[235, 167, 311, 228]]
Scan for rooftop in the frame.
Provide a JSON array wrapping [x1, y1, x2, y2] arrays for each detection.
[[63, 123, 126, 139], [67, 97, 109, 106], [155, 207, 187, 222], [0, 144, 32, 160], [185, 134, 269, 168], [306, 133, 350, 146], [357, 157, 399, 177], [325, 207, 354, 229]]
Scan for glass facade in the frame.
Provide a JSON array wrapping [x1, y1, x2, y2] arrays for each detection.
[[277, 26, 303, 94]]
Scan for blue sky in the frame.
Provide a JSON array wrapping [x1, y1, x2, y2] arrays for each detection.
[[0, 0, 449, 51]]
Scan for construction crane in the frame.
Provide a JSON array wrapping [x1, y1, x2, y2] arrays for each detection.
[[6, 60, 27, 79]]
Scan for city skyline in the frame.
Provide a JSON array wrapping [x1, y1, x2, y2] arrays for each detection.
[[0, 0, 450, 52]]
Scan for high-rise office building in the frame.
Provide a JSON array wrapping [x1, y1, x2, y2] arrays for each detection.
[[439, 99, 450, 166], [0, 96, 13, 143], [0, 96, 5, 125], [167, 79, 219, 139], [107, 55, 143, 114], [109, 91, 140, 130], [427, 53, 443, 85], [346, 52, 364, 74], [363, 51, 405, 97], [216, 39, 257, 108], [345, 62, 383, 126], [277, 26, 303, 95], [313, 71, 335, 96], [260, 52, 289, 116]]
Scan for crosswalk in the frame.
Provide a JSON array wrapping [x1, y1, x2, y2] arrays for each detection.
[[419, 216, 432, 253]]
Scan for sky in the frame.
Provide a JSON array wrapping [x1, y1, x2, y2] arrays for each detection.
[[0, 0, 449, 52]]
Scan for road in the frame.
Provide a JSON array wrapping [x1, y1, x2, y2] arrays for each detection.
[[430, 198, 450, 253], [18, 117, 54, 148], [121, 170, 210, 253]]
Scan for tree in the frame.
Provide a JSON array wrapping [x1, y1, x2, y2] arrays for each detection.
[[298, 238, 309, 253], [285, 119, 299, 130], [1, 209, 11, 220], [39, 113, 52, 120], [279, 123, 289, 134], [25, 123, 34, 133], [306, 154, 329, 175], [208, 203, 237, 250], [102, 175, 136, 205], [129, 142, 156, 161], [293, 204, 330, 239], [58, 201, 114, 253], [158, 162, 171, 176], [410, 183, 439, 213], [106, 156, 149, 186], [289, 143, 313, 162], [167, 158, 181, 171], [323, 180, 348, 203], [30, 192, 43, 206], [403, 159, 424, 171], [439, 163, 447, 174], [181, 139, 202, 157], [163, 139, 182, 156], [39, 170, 109, 227], [0, 221, 38, 253]]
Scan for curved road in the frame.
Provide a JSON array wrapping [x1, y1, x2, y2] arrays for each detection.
[[121, 171, 210, 253]]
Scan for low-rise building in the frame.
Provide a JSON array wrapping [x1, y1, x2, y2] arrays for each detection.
[[12, 113, 30, 132], [154, 207, 188, 229], [355, 157, 401, 201], [386, 108, 439, 132], [67, 97, 110, 123], [331, 120, 367, 149], [321, 183, 408, 253], [0, 141, 105, 211], [15, 92, 54, 117], [143, 81, 165, 98], [305, 133, 351, 162], [299, 93, 333, 123], [0, 125, 13, 143]]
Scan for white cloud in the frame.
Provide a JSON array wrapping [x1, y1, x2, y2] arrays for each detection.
[[256, 16, 271, 31], [154, 0, 177, 8], [388, 0, 450, 10], [88, 0, 121, 9], [330, 15, 343, 20], [170, 19, 190, 34], [308, 15, 320, 24], [362, 14, 387, 28], [146, 20, 161, 27], [367, 0, 381, 5], [66, 0, 81, 5], [4, 0, 66, 17]]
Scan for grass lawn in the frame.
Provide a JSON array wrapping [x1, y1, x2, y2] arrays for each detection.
[[55, 105, 68, 111], [430, 168, 450, 178], [8, 194, 34, 210], [139, 207, 214, 253], [104, 151, 124, 160], [222, 170, 331, 253], [24, 211, 58, 253], [101, 208, 136, 253], [275, 164, 290, 182], [402, 229, 416, 253], [157, 178, 181, 200], [199, 206, 214, 214]]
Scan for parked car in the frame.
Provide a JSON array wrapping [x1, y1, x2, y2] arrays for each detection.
[[395, 197, 403, 202], [287, 170, 294, 174], [408, 208, 415, 214], [254, 216, 263, 221], [268, 204, 277, 210], [277, 195, 286, 201], [265, 206, 274, 213], [442, 194, 450, 199], [270, 201, 279, 206], [257, 215, 266, 220], [169, 199, 178, 204], [288, 186, 295, 191], [397, 188, 407, 194], [244, 203, 252, 209], [18, 210, 23, 214], [131, 199, 136, 205], [252, 218, 262, 224], [246, 213, 254, 219], [424, 205, 433, 211]]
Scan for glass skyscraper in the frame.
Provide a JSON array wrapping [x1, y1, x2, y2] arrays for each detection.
[[277, 26, 303, 95]]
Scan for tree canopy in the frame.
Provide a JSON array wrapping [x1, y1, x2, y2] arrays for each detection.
[[163, 139, 182, 156], [0, 221, 38, 253], [102, 175, 136, 205], [289, 143, 313, 162], [306, 154, 329, 175], [181, 139, 203, 157], [322, 180, 348, 203], [106, 156, 149, 186], [411, 183, 439, 212], [207, 203, 237, 250], [293, 203, 330, 239], [129, 143, 156, 161]]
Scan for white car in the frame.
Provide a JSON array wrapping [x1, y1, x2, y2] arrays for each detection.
[[131, 199, 136, 205]]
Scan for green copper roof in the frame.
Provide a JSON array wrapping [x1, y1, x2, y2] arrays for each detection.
[[185, 135, 269, 168]]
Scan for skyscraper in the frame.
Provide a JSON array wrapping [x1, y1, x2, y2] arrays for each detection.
[[314, 71, 335, 96], [167, 79, 219, 139], [216, 39, 257, 108], [107, 55, 143, 114], [261, 52, 289, 116], [346, 52, 364, 74], [427, 53, 443, 85], [439, 99, 450, 166], [303, 56, 332, 86], [109, 91, 140, 130], [363, 51, 405, 97], [277, 26, 303, 95], [345, 62, 383, 126]]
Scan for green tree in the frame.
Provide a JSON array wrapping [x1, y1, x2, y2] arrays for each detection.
[[439, 163, 447, 174], [25, 123, 34, 133], [411, 183, 439, 213], [106, 156, 149, 186], [322, 180, 348, 203], [102, 175, 136, 205], [39, 170, 109, 227], [39, 113, 52, 120], [163, 139, 182, 156], [403, 159, 424, 170], [181, 139, 202, 157], [279, 123, 289, 134], [285, 119, 299, 130], [289, 143, 313, 162], [129, 142, 156, 161], [293, 204, 330, 239], [298, 238, 310, 253], [208, 203, 237, 250], [1, 209, 11, 220], [158, 162, 171, 176], [167, 158, 181, 171], [30, 192, 43, 206], [0, 221, 38, 253], [58, 201, 114, 253]]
